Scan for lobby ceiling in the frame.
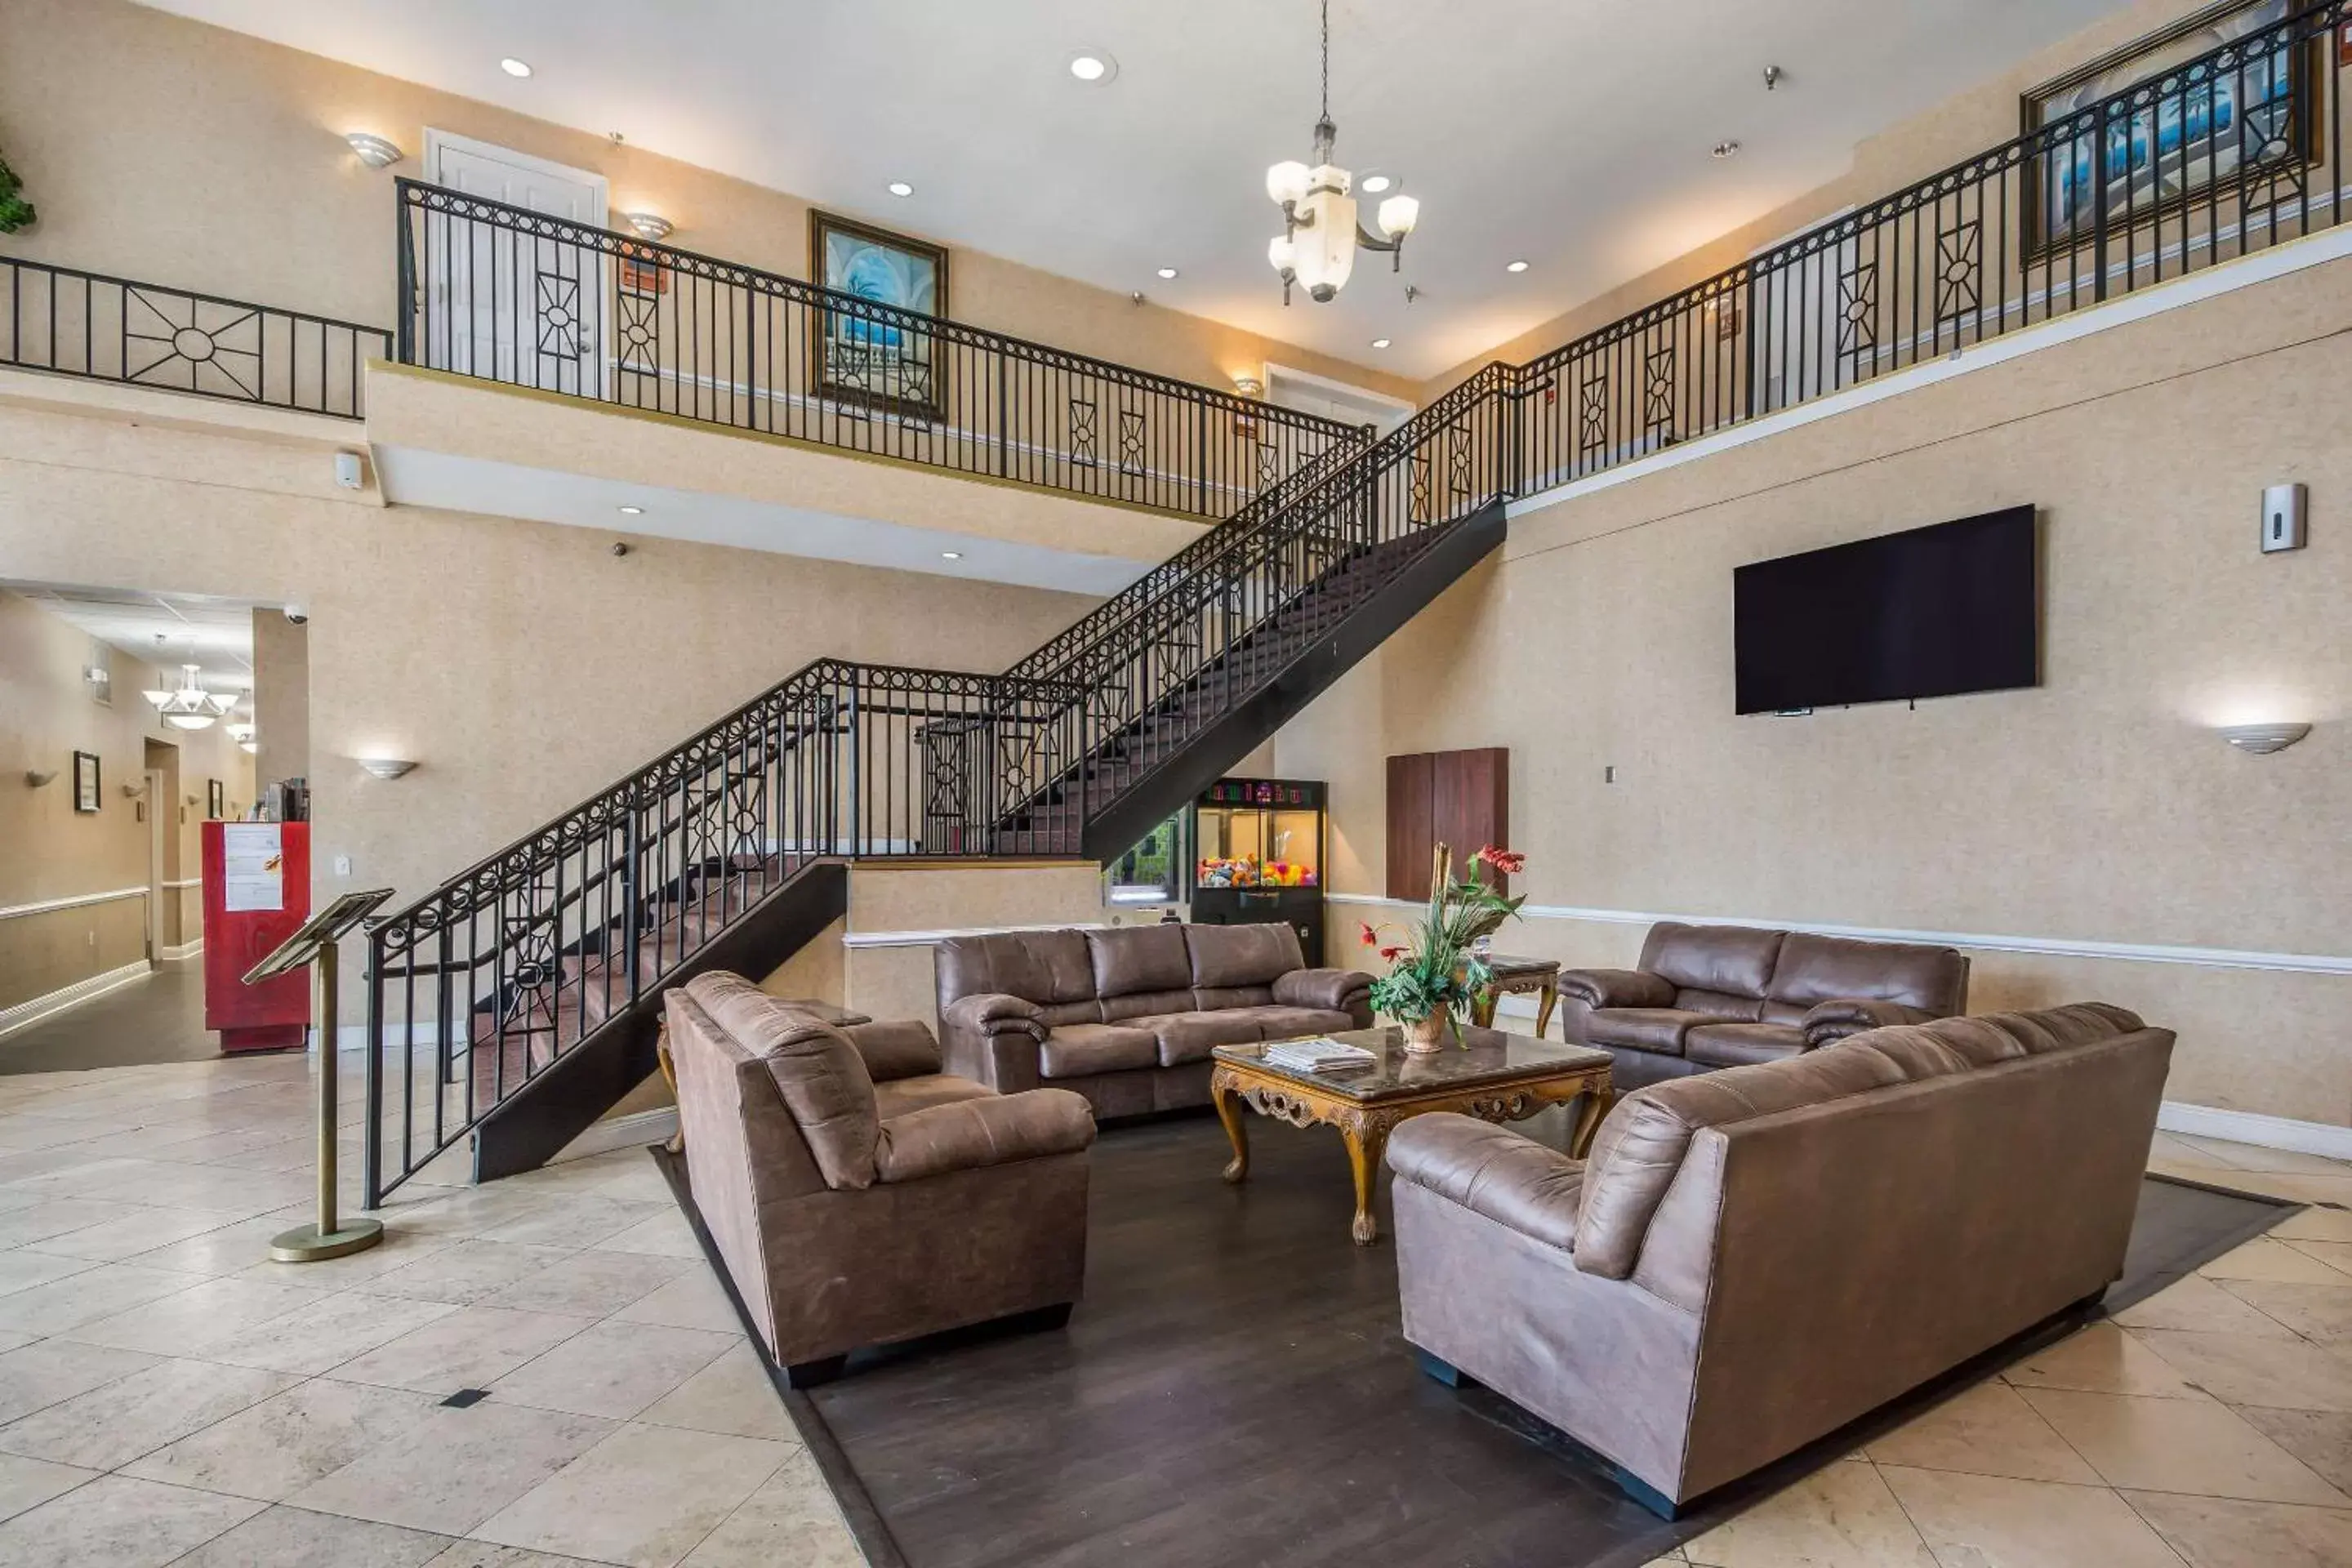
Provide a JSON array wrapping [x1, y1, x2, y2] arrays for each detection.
[[138, 0, 2126, 379]]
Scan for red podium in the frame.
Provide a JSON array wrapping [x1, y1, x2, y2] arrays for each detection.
[[202, 820, 312, 1052]]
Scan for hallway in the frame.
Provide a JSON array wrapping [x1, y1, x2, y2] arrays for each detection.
[[0, 961, 224, 1077]]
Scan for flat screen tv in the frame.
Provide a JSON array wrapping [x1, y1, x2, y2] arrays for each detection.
[[1734, 506, 2038, 715]]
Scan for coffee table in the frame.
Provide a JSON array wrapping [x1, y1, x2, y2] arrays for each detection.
[[1209, 1025, 1614, 1245]]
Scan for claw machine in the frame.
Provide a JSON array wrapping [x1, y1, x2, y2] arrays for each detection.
[[1188, 777, 1327, 960]]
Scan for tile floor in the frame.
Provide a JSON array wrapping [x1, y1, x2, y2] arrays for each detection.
[[0, 1050, 863, 1567], [1646, 1129, 2352, 1568], [1, 1050, 2347, 1568]]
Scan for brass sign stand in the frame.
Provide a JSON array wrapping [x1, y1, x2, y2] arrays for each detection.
[[243, 889, 395, 1263]]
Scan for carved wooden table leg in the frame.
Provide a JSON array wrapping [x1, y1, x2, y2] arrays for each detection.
[[1209, 1067, 1250, 1184], [1535, 982, 1558, 1040], [1340, 1112, 1389, 1246], [1469, 991, 1499, 1028], [654, 1023, 684, 1156], [1569, 1084, 1614, 1159]]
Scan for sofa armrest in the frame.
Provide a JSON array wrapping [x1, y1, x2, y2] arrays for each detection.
[[840, 1018, 942, 1082], [1385, 1113, 1584, 1253], [1557, 968, 1675, 1010], [1802, 997, 1935, 1048], [1272, 967, 1374, 1013], [872, 1088, 1097, 1184], [941, 992, 1045, 1040]]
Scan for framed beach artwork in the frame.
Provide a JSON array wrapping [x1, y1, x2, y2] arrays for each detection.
[[207, 777, 225, 820], [73, 751, 100, 813], [809, 211, 948, 422], [2020, 0, 2323, 259]]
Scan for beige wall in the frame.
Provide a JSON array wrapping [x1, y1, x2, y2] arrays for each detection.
[[252, 608, 310, 797], [0, 589, 254, 1012], [1422, 0, 2252, 396], [0, 0, 1414, 406], [1279, 247, 2352, 1125]]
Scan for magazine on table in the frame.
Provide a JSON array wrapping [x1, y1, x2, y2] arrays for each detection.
[[1263, 1037, 1378, 1073]]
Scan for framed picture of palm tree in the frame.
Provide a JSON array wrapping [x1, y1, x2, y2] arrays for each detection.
[[808, 212, 949, 424]]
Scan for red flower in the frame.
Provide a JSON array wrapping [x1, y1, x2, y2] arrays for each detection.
[[1358, 921, 1379, 947], [1474, 844, 1526, 875], [1378, 944, 1407, 961]]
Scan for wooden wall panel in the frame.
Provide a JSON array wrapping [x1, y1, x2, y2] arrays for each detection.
[[1384, 752, 1434, 901], [1432, 747, 1510, 894]]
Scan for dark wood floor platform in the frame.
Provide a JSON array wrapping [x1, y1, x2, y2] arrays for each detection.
[[658, 1110, 2291, 1568]]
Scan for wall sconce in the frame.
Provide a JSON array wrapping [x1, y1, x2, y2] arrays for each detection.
[[24, 769, 56, 788], [1232, 375, 1264, 398], [345, 132, 406, 170], [624, 212, 675, 242], [357, 757, 418, 779], [120, 782, 145, 799], [2219, 723, 2311, 755]]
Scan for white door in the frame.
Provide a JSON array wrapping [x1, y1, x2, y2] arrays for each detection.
[[423, 134, 609, 395]]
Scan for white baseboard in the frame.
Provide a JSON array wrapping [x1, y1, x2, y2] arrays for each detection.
[[158, 938, 204, 962], [554, 1107, 678, 1162], [0, 961, 151, 1040], [1487, 996, 2352, 1162], [2158, 1102, 2352, 1164]]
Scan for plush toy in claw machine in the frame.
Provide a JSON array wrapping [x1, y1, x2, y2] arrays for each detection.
[[1187, 777, 1328, 959]]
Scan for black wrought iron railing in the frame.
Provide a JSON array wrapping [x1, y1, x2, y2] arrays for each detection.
[[0, 256, 386, 417], [392, 179, 1360, 520], [363, 1, 2352, 1202]]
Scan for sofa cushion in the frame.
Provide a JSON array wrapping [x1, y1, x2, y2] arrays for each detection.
[[1038, 1022, 1161, 1078], [1192, 984, 1277, 1012], [1036, 1000, 1105, 1029], [1668, 988, 1767, 1022], [1237, 1005, 1361, 1044], [1100, 987, 1200, 1023], [1088, 924, 1194, 999], [683, 974, 878, 1192], [1573, 1004, 2149, 1281], [1767, 931, 1970, 1015], [1641, 922, 1784, 1000], [1583, 1007, 1721, 1055], [934, 929, 1098, 1009], [1125, 1010, 1267, 1067], [872, 1073, 998, 1121], [1684, 1021, 1808, 1069], [1186, 923, 1306, 989]]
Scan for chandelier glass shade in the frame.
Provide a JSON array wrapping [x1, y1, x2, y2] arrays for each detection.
[[142, 663, 237, 730], [1264, 2, 1420, 304]]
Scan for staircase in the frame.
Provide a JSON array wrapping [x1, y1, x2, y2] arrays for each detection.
[[362, 377, 1511, 1200]]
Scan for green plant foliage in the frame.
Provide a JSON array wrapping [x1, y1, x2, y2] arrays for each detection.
[[0, 146, 33, 234], [1361, 844, 1526, 1043]]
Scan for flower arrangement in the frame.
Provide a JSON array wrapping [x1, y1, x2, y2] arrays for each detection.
[[1360, 842, 1526, 1053]]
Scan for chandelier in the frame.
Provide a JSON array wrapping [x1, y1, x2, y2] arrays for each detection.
[[1265, 0, 1419, 304], [142, 662, 236, 730]]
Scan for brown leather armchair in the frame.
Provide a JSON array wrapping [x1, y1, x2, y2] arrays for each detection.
[[1388, 1004, 2172, 1514], [666, 973, 1096, 1386], [936, 923, 1374, 1120], [1557, 923, 1969, 1090]]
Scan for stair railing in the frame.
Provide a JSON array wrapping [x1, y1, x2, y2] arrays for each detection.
[[366, 0, 2352, 1201]]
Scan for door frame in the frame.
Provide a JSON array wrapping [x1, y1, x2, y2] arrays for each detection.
[[419, 131, 612, 394], [1261, 362, 1417, 436], [144, 766, 167, 966]]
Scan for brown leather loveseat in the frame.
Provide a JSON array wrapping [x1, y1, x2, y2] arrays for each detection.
[[1557, 922, 1970, 1090], [666, 973, 1096, 1387], [1387, 1004, 2172, 1513], [936, 923, 1374, 1119]]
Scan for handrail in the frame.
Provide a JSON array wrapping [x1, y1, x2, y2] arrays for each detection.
[[393, 179, 1358, 522], [1, 254, 388, 418], [364, 1, 2347, 1205]]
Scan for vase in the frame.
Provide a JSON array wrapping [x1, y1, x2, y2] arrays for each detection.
[[1403, 1013, 1450, 1054]]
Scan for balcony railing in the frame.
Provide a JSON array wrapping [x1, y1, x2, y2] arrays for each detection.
[[0, 256, 385, 418], [392, 180, 1364, 521]]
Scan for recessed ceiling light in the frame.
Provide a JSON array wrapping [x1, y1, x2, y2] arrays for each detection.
[[617, 505, 644, 515], [941, 550, 964, 560], [1359, 172, 1395, 194], [1156, 266, 1178, 279], [1712, 139, 1742, 159], [499, 56, 533, 78], [1370, 337, 1391, 350], [1505, 259, 1530, 274], [1067, 51, 1117, 84], [887, 180, 915, 198]]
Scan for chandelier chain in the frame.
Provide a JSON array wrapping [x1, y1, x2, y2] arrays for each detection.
[[1320, 0, 1330, 124]]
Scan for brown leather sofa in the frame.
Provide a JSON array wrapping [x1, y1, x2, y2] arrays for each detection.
[[935, 923, 1374, 1120], [666, 973, 1096, 1386], [1387, 1004, 2172, 1513], [1557, 923, 1970, 1090]]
